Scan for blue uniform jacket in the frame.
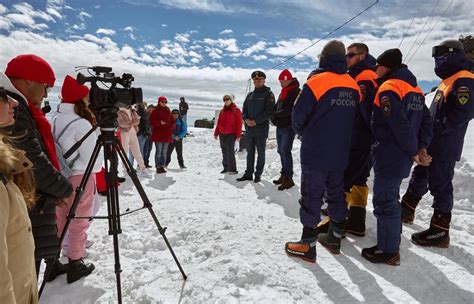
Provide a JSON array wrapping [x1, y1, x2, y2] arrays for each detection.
[[348, 55, 378, 150], [293, 54, 361, 171], [371, 66, 433, 178], [242, 85, 275, 136], [429, 62, 474, 161]]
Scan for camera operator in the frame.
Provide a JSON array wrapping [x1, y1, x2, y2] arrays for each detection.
[[54, 75, 100, 283], [3, 54, 74, 281]]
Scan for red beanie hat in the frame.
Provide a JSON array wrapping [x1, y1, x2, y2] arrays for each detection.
[[278, 69, 293, 81], [158, 96, 167, 103], [5, 54, 56, 87], [61, 75, 89, 103]]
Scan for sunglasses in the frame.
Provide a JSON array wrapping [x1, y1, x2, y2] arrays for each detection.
[[346, 52, 359, 58], [223, 97, 231, 101], [159, 100, 167, 103]]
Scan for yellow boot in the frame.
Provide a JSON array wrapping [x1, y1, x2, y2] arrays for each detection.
[[345, 185, 368, 236]]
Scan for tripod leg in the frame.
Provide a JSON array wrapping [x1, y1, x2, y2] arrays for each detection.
[[39, 137, 103, 298], [114, 141, 188, 280]]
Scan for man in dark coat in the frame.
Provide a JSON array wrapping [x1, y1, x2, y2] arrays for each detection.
[[179, 96, 189, 124], [4, 54, 73, 281], [237, 70, 275, 183], [401, 40, 474, 248], [271, 69, 300, 190]]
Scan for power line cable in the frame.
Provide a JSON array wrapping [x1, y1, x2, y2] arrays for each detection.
[[398, 15, 416, 48], [406, 0, 455, 64], [404, 0, 440, 59], [269, 0, 380, 70]]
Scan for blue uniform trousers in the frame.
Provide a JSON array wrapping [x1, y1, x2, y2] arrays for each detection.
[[407, 160, 456, 214], [299, 167, 347, 228], [373, 173, 403, 253]]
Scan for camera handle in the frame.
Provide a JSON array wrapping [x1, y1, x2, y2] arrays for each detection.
[[39, 130, 187, 303]]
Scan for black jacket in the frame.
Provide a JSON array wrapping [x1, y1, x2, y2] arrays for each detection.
[[7, 91, 73, 261], [242, 85, 275, 136], [271, 78, 300, 128], [179, 101, 189, 116], [137, 105, 151, 136]]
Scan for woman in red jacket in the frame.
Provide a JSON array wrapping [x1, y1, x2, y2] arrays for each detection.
[[150, 96, 174, 173], [214, 94, 242, 174]]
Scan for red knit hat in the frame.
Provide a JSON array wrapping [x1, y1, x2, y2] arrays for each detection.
[[278, 69, 293, 81], [5, 54, 56, 87], [158, 96, 167, 103], [61, 75, 89, 103]]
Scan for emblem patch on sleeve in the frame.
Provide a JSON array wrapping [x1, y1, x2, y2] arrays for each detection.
[[380, 96, 391, 117], [434, 91, 443, 103], [457, 86, 470, 105], [359, 84, 367, 101]]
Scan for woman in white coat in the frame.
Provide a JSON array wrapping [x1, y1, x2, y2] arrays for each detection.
[[53, 75, 102, 283]]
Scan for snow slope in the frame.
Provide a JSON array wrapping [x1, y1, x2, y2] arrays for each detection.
[[40, 128, 474, 303]]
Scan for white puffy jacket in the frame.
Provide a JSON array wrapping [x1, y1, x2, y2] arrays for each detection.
[[53, 103, 103, 175]]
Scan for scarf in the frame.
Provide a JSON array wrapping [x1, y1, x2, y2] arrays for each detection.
[[279, 82, 299, 101], [28, 101, 60, 170]]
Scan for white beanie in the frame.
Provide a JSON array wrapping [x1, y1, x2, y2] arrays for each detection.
[[224, 94, 235, 102]]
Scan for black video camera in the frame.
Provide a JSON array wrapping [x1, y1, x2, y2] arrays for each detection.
[[77, 66, 143, 112]]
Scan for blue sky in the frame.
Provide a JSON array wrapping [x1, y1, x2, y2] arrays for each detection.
[[1, 0, 473, 116]]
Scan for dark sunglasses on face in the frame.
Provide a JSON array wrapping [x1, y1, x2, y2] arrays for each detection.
[[223, 97, 230, 101], [346, 52, 359, 58]]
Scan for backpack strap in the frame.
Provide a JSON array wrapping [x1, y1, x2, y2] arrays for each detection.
[[54, 117, 82, 141]]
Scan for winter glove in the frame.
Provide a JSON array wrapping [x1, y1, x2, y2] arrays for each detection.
[[234, 141, 240, 153]]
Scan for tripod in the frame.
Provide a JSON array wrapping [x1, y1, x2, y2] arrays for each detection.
[[39, 126, 187, 303]]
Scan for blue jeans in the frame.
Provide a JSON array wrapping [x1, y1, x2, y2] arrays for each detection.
[[154, 142, 169, 167], [299, 167, 347, 228], [372, 173, 403, 253], [276, 127, 295, 177], [129, 134, 148, 166]]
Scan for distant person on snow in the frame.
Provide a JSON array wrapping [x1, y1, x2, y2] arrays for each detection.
[[166, 109, 187, 169], [179, 96, 189, 125], [150, 96, 174, 173], [271, 69, 300, 191], [401, 40, 474, 248], [237, 70, 275, 183], [214, 94, 242, 175], [361, 48, 433, 266], [285, 40, 360, 263]]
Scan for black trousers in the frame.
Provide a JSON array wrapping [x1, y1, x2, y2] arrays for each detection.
[[245, 133, 267, 176], [219, 134, 237, 171], [166, 139, 184, 166]]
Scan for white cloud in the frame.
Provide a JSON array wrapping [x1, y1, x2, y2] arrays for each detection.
[[13, 3, 55, 23], [46, 7, 63, 19], [72, 23, 86, 31], [0, 4, 8, 15], [96, 28, 116, 36], [159, 0, 227, 13], [124, 26, 134, 32], [5, 13, 49, 30], [244, 33, 257, 37], [175, 33, 190, 43], [161, 24, 168, 27], [241, 41, 267, 57], [78, 11, 92, 21], [0, 19, 12, 31], [253, 55, 267, 61], [219, 29, 233, 35], [203, 38, 239, 53]]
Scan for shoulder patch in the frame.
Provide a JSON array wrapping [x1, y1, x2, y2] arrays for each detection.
[[457, 86, 470, 105], [434, 91, 443, 103], [380, 95, 391, 117]]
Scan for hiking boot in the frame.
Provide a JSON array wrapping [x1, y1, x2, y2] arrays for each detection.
[[228, 170, 238, 175], [273, 175, 286, 185], [278, 176, 295, 190], [285, 227, 318, 263], [220, 169, 228, 174], [401, 191, 422, 224], [180, 165, 187, 169], [254, 175, 261, 183], [67, 258, 95, 284], [116, 176, 126, 183], [411, 211, 451, 248], [236, 174, 253, 182], [318, 220, 345, 254], [44, 259, 68, 282], [345, 206, 366, 237], [361, 245, 400, 266]]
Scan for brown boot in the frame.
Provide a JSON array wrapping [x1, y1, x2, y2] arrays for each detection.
[[278, 176, 295, 190], [273, 174, 286, 185]]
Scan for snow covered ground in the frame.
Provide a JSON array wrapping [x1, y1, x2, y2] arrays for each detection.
[[39, 127, 474, 303]]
